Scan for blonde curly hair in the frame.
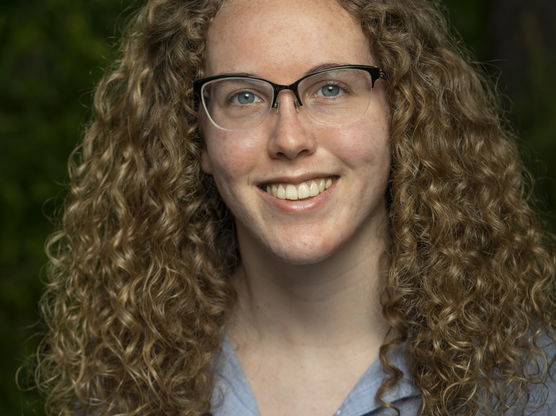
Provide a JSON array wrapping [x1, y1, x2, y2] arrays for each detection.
[[35, 0, 555, 415]]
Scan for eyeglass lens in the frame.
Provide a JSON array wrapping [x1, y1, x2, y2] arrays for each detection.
[[201, 68, 375, 131]]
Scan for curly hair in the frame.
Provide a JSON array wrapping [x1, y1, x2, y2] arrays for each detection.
[[35, 0, 555, 415]]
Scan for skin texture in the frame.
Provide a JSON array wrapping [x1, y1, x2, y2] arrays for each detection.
[[201, 0, 391, 266], [201, 0, 392, 414]]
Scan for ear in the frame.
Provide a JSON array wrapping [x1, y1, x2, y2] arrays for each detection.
[[201, 149, 213, 174]]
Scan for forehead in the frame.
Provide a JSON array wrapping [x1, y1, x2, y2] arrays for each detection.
[[205, 0, 373, 81]]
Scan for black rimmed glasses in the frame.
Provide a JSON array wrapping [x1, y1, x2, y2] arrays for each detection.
[[193, 65, 387, 131]]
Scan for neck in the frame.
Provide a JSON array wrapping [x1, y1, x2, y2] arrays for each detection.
[[229, 210, 390, 354]]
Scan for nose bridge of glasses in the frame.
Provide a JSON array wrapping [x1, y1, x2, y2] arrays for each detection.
[[271, 80, 303, 109]]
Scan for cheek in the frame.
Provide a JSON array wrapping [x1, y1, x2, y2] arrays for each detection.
[[339, 90, 391, 167], [202, 125, 263, 183], [325, 117, 390, 168]]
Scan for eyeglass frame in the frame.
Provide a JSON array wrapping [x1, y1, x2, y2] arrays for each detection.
[[193, 64, 388, 112]]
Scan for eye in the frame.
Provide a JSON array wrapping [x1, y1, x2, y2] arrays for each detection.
[[231, 91, 263, 105], [317, 84, 343, 97], [315, 81, 348, 98]]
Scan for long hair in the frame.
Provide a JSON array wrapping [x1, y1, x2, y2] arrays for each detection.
[[35, 0, 555, 415]]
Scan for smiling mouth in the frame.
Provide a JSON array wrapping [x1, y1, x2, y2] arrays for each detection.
[[262, 177, 336, 201]]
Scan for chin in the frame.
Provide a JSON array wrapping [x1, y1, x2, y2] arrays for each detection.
[[267, 238, 341, 266]]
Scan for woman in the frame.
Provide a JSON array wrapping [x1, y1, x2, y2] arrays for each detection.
[[36, 0, 555, 415]]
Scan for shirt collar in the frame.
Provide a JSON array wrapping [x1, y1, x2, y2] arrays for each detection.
[[211, 336, 259, 416], [337, 342, 420, 416]]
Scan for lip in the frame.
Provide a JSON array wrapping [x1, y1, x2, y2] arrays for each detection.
[[258, 177, 338, 214]]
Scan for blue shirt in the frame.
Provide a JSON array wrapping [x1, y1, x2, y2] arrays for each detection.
[[210, 335, 556, 415]]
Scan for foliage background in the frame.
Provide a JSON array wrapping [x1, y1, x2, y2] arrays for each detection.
[[1, 0, 554, 414]]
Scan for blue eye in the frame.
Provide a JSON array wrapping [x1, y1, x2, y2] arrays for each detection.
[[232, 92, 260, 104], [319, 85, 341, 97]]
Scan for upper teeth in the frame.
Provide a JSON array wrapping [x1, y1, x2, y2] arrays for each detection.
[[265, 178, 333, 200]]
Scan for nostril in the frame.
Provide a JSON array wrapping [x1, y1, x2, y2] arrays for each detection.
[[275, 147, 312, 160]]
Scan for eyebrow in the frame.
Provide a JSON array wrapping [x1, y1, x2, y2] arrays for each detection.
[[211, 62, 354, 79], [304, 62, 352, 74]]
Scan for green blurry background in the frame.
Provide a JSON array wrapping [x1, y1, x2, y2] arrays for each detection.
[[1, 0, 555, 414]]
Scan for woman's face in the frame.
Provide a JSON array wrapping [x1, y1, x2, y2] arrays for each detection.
[[201, 0, 391, 265]]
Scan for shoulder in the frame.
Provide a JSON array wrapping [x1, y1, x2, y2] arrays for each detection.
[[517, 331, 556, 415]]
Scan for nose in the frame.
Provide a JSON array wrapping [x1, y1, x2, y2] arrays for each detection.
[[267, 92, 317, 160]]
